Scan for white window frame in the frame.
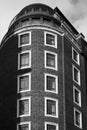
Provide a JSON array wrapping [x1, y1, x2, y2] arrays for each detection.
[[44, 50, 58, 70], [72, 65, 80, 85], [17, 97, 31, 117], [45, 122, 58, 130], [74, 108, 82, 129], [73, 86, 81, 107], [45, 97, 58, 118], [17, 121, 31, 130], [44, 73, 58, 94], [18, 32, 31, 47], [18, 50, 31, 70], [44, 31, 57, 48], [17, 73, 31, 93], [72, 47, 80, 65]]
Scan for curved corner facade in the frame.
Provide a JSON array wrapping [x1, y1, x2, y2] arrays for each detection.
[[0, 3, 87, 130]]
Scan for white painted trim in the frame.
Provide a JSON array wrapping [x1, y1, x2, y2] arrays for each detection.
[[44, 97, 58, 118], [18, 50, 31, 70], [17, 97, 31, 117], [14, 26, 64, 36], [2, 25, 81, 52], [18, 31, 31, 47], [1, 26, 64, 49], [72, 47, 80, 65], [72, 65, 80, 86], [45, 122, 58, 130], [73, 86, 81, 107], [44, 50, 58, 71], [44, 31, 57, 48], [44, 73, 58, 94], [17, 121, 31, 130], [74, 108, 82, 129], [61, 23, 75, 39], [17, 73, 31, 93]]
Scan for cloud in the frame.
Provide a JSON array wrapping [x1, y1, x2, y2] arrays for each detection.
[[70, 0, 79, 5], [55, 0, 87, 40], [74, 17, 87, 38], [69, 0, 87, 40], [59, 0, 86, 21]]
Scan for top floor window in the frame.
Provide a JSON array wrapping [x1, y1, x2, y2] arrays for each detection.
[[21, 19, 29, 27], [18, 32, 31, 47], [44, 32, 57, 48], [72, 47, 80, 65]]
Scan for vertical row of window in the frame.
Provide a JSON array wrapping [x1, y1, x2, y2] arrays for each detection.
[[72, 47, 82, 129], [17, 32, 31, 130], [44, 31, 58, 130], [17, 32, 31, 123], [17, 31, 58, 130]]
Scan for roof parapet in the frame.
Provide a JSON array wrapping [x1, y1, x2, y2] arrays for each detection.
[[76, 33, 85, 40]]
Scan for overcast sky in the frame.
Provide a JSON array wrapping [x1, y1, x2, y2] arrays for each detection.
[[0, 0, 87, 42]]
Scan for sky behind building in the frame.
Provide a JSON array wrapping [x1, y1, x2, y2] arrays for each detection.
[[0, 0, 87, 42]]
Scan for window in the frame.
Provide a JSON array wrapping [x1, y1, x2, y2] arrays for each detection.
[[45, 122, 58, 130], [45, 97, 58, 118], [21, 19, 29, 27], [18, 32, 31, 47], [45, 51, 57, 70], [17, 97, 31, 117], [73, 65, 80, 85], [18, 73, 31, 93], [74, 108, 82, 128], [17, 122, 31, 130], [73, 86, 81, 106], [44, 32, 57, 48], [18, 50, 31, 69], [45, 73, 58, 93], [72, 48, 80, 65]]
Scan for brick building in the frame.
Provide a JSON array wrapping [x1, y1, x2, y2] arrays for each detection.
[[0, 3, 87, 130]]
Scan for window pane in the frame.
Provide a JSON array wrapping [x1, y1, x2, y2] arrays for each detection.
[[76, 111, 80, 126], [75, 89, 79, 104], [19, 99, 29, 115], [19, 124, 29, 130], [20, 34, 29, 45], [47, 100, 56, 116], [74, 68, 79, 82], [21, 19, 29, 27], [47, 76, 56, 91], [47, 53, 55, 68], [73, 50, 78, 62], [19, 75, 29, 91], [46, 34, 55, 46], [20, 53, 29, 67], [47, 124, 56, 130]]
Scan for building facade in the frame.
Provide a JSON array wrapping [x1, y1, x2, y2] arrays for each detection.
[[0, 3, 87, 130]]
